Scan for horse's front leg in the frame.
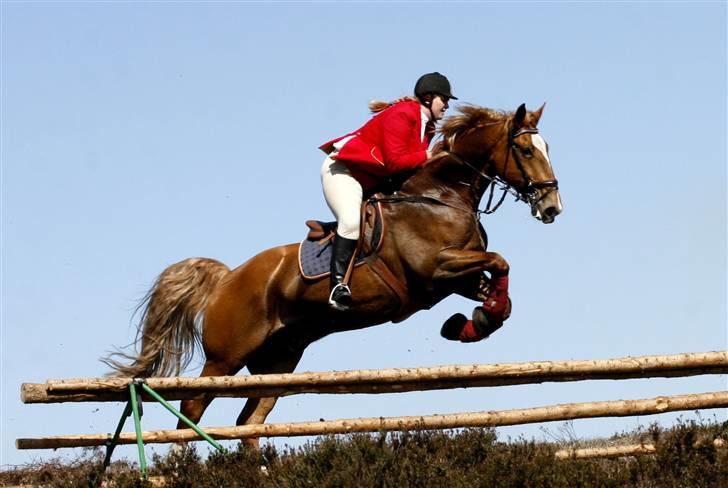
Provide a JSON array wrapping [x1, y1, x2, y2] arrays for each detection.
[[433, 248, 509, 279], [433, 249, 512, 342]]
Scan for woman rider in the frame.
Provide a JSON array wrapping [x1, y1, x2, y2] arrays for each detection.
[[319, 72, 457, 311]]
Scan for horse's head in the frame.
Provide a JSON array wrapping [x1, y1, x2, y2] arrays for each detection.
[[442, 103, 563, 224], [504, 103, 562, 223]]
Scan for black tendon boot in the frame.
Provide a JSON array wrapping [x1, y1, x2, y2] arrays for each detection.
[[328, 235, 358, 311]]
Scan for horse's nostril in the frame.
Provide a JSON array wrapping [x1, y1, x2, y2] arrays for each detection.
[[544, 206, 558, 218]]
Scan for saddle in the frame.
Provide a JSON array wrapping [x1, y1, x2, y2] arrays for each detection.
[[298, 200, 384, 280]]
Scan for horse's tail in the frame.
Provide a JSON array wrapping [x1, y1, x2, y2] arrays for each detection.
[[102, 257, 230, 378]]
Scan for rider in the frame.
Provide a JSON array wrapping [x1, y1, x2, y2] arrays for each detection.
[[319, 72, 457, 311]]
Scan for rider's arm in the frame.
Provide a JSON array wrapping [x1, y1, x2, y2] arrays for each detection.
[[380, 107, 429, 173]]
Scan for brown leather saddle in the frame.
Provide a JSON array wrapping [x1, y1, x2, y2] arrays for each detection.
[[297, 197, 411, 311], [298, 200, 384, 281]]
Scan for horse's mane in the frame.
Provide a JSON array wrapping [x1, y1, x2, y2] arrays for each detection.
[[439, 104, 511, 140], [395, 104, 515, 191], [402, 105, 513, 189]]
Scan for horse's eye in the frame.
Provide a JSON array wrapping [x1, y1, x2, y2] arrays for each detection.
[[521, 147, 533, 157]]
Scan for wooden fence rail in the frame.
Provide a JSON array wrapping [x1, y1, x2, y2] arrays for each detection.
[[554, 438, 726, 459], [16, 390, 728, 449], [21, 351, 728, 404]]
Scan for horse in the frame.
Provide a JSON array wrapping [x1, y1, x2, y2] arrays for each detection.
[[104, 102, 562, 444]]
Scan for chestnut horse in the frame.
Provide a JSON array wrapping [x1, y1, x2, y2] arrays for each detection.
[[105, 103, 562, 441]]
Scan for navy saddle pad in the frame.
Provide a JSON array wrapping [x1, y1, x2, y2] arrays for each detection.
[[298, 203, 384, 280], [298, 236, 336, 280]]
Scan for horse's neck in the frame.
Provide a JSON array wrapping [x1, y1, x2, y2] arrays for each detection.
[[400, 154, 481, 209], [399, 119, 508, 207], [453, 120, 508, 163], [436, 121, 508, 205]]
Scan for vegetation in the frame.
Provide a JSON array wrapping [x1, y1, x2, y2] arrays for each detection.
[[2, 419, 726, 487]]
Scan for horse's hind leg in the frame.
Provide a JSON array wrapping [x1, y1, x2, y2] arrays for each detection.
[[235, 326, 309, 448], [177, 359, 244, 429], [177, 268, 281, 428]]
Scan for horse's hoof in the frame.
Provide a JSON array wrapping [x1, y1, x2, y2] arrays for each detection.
[[503, 297, 512, 321], [472, 306, 504, 338], [441, 313, 468, 340]]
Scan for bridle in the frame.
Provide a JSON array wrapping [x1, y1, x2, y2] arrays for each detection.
[[445, 124, 559, 215], [508, 127, 559, 204], [369, 121, 559, 220]]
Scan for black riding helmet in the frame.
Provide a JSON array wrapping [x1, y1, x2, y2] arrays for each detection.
[[414, 72, 458, 102]]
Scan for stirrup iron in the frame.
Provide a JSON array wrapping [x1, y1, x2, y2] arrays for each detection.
[[328, 283, 352, 311]]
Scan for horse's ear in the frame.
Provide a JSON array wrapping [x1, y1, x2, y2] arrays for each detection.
[[515, 103, 527, 126], [532, 102, 546, 126]]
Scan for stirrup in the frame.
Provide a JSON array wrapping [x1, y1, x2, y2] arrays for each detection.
[[328, 283, 352, 311]]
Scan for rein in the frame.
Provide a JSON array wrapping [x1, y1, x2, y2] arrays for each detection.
[[368, 193, 477, 218], [442, 150, 518, 215]]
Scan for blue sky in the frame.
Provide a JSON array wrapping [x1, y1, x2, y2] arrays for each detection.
[[2, 2, 726, 467]]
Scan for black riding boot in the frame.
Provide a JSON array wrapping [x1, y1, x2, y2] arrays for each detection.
[[328, 235, 357, 311]]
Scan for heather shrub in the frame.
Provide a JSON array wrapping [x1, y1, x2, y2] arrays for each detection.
[[2, 420, 725, 487]]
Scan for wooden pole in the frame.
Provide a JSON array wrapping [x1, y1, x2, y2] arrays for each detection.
[[556, 444, 657, 459], [554, 438, 726, 459], [16, 390, 728, 449], [20, 351, 728, 404]]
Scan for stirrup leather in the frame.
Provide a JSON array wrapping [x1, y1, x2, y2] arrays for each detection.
[[328, 283, 352, 311]]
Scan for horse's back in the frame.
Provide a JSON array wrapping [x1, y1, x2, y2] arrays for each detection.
[[220, 243, 302, 298]]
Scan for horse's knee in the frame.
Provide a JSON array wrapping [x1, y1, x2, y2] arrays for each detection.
[[489, 254, 509, 275]]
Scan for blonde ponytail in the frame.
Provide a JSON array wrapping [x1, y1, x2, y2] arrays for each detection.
[[368, 96, 419, 113]]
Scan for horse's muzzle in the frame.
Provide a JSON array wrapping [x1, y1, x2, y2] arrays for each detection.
[[531, 188, 563, 224]]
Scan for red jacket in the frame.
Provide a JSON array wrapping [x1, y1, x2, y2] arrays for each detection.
[[320, 100, 433, 190]]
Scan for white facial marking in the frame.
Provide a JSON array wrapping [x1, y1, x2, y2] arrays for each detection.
[[531, 134, 551, 165]]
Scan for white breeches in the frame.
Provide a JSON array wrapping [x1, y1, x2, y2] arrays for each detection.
[[321, 156, 362, 240]]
